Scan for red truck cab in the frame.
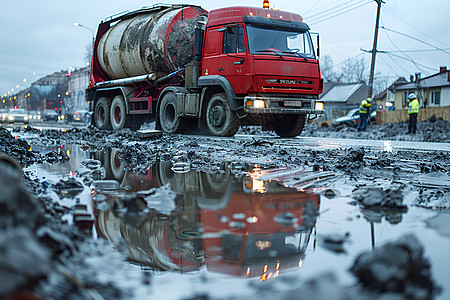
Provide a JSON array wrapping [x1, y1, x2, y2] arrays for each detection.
[[179, 6, 323, 137]]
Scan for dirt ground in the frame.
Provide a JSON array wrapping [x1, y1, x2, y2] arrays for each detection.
[[0, 119, 449, 299]]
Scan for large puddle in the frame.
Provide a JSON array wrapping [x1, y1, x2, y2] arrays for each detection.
[[24, 144, 450, 299]]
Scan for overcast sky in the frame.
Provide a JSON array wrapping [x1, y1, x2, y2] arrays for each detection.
[[1, 0, 449, 96]]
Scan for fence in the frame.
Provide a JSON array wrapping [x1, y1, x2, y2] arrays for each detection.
[[376, 107, 450, 125]]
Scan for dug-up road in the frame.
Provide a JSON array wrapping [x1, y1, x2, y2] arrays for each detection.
[[1, 122, 449, 300]]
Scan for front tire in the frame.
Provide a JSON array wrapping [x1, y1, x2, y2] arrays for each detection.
[[206, 93, 239, 137], [110, 95, 126, 130], [273, 114, 306, 137], [159, 92, 185, 134], [94, 97, 111, 129]]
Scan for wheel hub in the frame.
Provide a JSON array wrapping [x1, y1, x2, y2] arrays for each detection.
[[99, 107, 105, 123], [114, 106, 121, 123], [210, 105, 225, 127]]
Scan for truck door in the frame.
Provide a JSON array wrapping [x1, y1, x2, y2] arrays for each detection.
[[218, 25, 250, 94], [202, 28, 221, 77]]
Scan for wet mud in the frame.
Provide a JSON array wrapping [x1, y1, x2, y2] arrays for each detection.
[[0, 122, 449, 299]]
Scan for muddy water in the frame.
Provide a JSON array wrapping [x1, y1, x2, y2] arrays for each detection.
[[24, 144, 450, 299]]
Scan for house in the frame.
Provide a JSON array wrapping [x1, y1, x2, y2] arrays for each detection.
[[66, 67, 90, 113], [27, 71, 69, 112], [391, 67, 450, 110], [373, 77, 409, 111], [318, 81, 369, 120]]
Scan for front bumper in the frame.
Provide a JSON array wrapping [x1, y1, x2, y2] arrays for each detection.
[[244, 107, 324, 115], [243, 96, 324, 115]]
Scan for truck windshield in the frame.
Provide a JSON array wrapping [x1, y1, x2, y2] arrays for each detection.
[[246, 25, 315, 59]]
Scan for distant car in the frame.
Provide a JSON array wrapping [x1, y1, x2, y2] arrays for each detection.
[[333, 109, 377, 127], [43, 110, 59, 121], [0, 109, 9, 123], [333, 109, 360, 127], [7, 109, 29, 124], [28, 111, 42, 122], [73, 110, 92, 123]]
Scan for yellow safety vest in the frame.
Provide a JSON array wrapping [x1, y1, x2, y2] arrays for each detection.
[[359, 100, 371, 114], [408, 99, 419, 114]]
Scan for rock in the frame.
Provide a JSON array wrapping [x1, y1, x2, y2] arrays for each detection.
[[355, 188, 405, 209], [321, 232, 350, 253], [80, 159, 102, 170], [0, 227, 51, 294], [350, 234, 439, 299], [52, 178, 84, 199]]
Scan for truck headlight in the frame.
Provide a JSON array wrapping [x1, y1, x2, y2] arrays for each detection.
[[315, 102, 324, 111], [253, 100, 266, 109], [8, 115, 14, 120], [24, 116, 28, 120], [246, 98, 266, 109]]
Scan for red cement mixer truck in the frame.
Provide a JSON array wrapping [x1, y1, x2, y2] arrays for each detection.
[[87, 2, 324, 137]]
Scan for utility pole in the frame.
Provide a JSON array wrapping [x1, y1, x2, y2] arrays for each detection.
[[367, 0, 383, 98]]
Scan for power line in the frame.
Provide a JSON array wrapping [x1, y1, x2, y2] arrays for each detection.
[[382, 48, 450, 53], [309, 2, 370, 24], [0, 65, 41, 76], [384, 52, 436, 71], [380, 19, 425, 73], [307, 0, 361, 20], [361, 48, 436, 73], [309, 1, 371, 25], [378, 54, 399, 77], [303, 0, 350, 15], [384, 51, 412, 75], [383, 7, 448, 50], [380, 26, 450, 56]]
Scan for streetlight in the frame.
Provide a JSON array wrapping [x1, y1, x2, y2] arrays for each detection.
[[73, 22, 95, 48]]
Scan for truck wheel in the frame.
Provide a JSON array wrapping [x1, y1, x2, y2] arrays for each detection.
[[159, 92, 185, 133], [94, 97, 111, 129], [110, 148, 125, 181], [273, 114, 306, 137], [110, 95, 126, 130], [206, 93, 239, 137]]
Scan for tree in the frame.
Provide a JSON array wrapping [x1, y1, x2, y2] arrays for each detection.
[[320, 55, 337, 82], [84, 43, 93, 65], [340, 57, 368, 83], [372, 73, 390, 98]]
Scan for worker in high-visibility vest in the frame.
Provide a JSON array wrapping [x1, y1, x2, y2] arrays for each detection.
[[407, 92, 420, 134], [357, 97, 372, 131]]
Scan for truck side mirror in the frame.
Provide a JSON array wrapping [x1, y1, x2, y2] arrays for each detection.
[[194, 28, 204, 57]]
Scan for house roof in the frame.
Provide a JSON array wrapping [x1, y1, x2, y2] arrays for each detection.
[[393, 71, 450, 91], [373, 77, 409, 100], [320, 83, 364, 102]]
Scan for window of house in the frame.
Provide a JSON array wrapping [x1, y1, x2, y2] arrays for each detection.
[[431, 90, 440, 105], [403, 91, 409, 107], [223, 25, 245, 54]]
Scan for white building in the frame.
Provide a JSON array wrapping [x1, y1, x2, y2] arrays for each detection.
[[67, 67, 90, 112]]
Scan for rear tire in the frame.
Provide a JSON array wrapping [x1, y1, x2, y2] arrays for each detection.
[[206, 93, 239, 137], [159, 92, 186, 134], [110, 148, 125, 181], [110, 95, 126, 130], [94, 97, 111, 129], [273, 114, 306, 137]]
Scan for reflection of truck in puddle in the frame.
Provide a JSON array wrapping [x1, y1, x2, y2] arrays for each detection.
[[91, 149, 320, 280]]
